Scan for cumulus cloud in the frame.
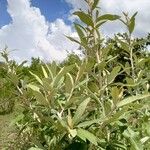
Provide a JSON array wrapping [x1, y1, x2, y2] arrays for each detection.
[[0, 0, 78, 62], [65, 0, 150, 37]]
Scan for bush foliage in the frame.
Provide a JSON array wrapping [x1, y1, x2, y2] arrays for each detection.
[[0, 0, 150, 149]]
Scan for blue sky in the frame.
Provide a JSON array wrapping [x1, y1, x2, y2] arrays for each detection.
[[0, 0, 11, 27], [0, 0, 149, 62], [0, 0, 71, 27]]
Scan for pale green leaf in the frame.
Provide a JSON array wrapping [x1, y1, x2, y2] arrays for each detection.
[[128, 12, 138, 34], [96, 14, 120, 22], [73, 11, 94, 27], [73, 98, 90, 125], [77, 128, 98, 145], [65, 73, 74, 93], [92, 0, 99, 10], [107, 66, 121, 84], [41, 66, 48, 78], [117, 93, 150, 108], [29, 71, 43, 85], [27, 84, 40, 92]]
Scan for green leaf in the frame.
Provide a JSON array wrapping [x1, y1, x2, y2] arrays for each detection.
[[111, 86, 123, 105], [95, 21, 107, 28], [65, 73, 74, 93], [77, 128, 98, 145], [123, 128, 143, 150], [77, 119, 101, 128], [68, 129, 77, 138], [53, 65, 74, 87], [92, 0, 99, 10], [66, 36, 80, 44], [41, 66, 48, 78], [117, 93, 150, 108], [74, 23, 86, 43], [28, 148, 43, 150], [128, 12, 138, 34], [29, 71, 43, 85], [73, 98, 90, 125], [88, 82, 99, 93], [75, 61, 87, 82], [33, 91, 48, 106], [27, 84, 40, 92], [107, 66, 121, 84], [73, 11, 94, 27], [96, 14, 120, 22], [44, 63, 53, 80]]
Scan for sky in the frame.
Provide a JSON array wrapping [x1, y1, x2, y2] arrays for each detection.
[[0, 0, 150, 63]]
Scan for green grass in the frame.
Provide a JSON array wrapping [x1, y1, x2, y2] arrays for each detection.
[[0, 103, 22, 149]]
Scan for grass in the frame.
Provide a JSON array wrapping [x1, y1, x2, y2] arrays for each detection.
[[0, 102, 22, 149]]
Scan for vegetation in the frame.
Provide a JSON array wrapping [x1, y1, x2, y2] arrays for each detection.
[[0, 0, 150, 149]]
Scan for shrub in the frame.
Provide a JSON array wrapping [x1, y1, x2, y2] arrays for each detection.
[[3, 0, 150, 149]]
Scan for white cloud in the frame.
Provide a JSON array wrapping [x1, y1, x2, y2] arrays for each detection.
[[0, 0, 78, 62], [65, 0, 150, 37]]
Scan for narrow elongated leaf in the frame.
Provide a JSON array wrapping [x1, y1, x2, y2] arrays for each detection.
[[44, 63, 53, 80], [33, 91, 48, 105], [29, 71, 43, 85], [92, 0, 99, 10], [65, 73, 74, 93], [73, 11, 94, 27], [74, 23, 86, 43], [77, 119, 101, 128], [73, 98, 90, 125], [96, 14, 120, 22], [75, 61, 87, 82], [53, 65, 74, 87], [66, 36, 80, 44], [107, 66, 121, 84], [128, 12, 138, 34], [123, 128, 143, 150], [27, 84, 40, 92], [117, 93, 150, 108], [28, 148, 43, 150], [77, 128, 98, 145], [95, 21, 107, 28], [41, 66, 48, 78]]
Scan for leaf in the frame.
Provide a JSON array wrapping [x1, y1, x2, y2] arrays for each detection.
[[75, 61, 87, 82], [28, 148, 43, 150], [73, 98, 90, 125], [68, 129, 77, 138], [117, 93, 150, 108], [96, 14, 120, 22], [111, 86, 119, 101], [65, 73, 74, 93], [41, 66, 48, 78], [73, 11, 94, 27], [53, 65, 74, 87], [44, 63, 53, 79], [29, 71, 43, 85], [88, 82, 99, 93], [111, 86, 123, 105], [74, 23, 86, 43], [128, 12, 138, 34], [77, 119, 101, 128], [66, 36, 80, 44], [77, 128, 98, 145], [27, 84, 40, 92], [123, 128, 143, 150], [95, 21, 107, 28], [92, 0, 99, 10], [33, 91, 48, 106], [107, 66, 121, 84]]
